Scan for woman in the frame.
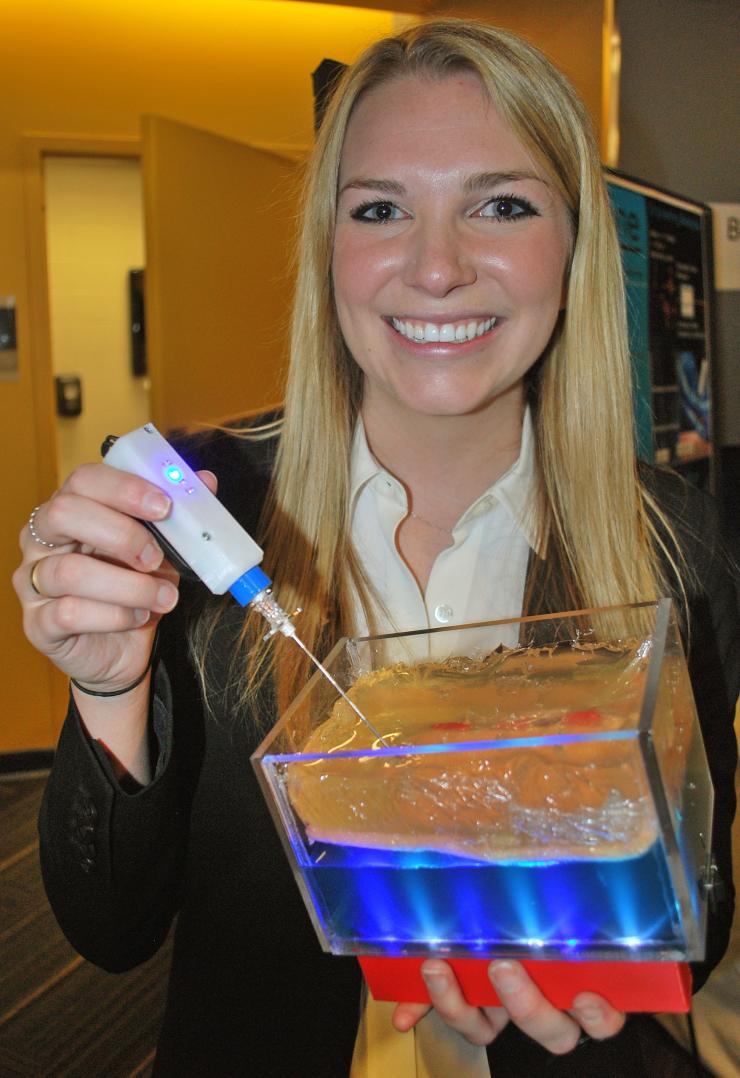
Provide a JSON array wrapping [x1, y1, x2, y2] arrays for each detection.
[[14, 20, 737, 1077]]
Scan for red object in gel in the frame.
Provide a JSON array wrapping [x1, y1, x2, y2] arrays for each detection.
[[564, 709, 603, 725], [432, 722, 471, 731]]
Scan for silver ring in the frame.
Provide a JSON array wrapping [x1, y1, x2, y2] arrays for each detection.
[[28, 506, 57, 548], [30, 561, 46, 597]]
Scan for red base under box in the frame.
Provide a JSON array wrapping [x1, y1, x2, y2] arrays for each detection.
[[359, 957, 692, 1013]]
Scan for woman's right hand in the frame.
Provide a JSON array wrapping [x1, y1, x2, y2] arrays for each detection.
[[12, 461, 202, 694]]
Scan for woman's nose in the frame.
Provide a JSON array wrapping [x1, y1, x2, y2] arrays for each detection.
[[401, 222, 477, 296]]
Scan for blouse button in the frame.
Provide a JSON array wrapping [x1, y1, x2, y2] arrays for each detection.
[[434, 604, 454, 624]]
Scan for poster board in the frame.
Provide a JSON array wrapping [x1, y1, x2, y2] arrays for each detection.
[[605, 170, 716, 493]]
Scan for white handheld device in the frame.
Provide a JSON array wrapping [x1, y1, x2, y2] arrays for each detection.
[[102, 422, 288, 620], [102, 423, 386, 742]]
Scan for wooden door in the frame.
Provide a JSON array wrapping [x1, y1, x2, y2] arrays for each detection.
[[141, 116, 299, 430], [3, 124, 300, 754]]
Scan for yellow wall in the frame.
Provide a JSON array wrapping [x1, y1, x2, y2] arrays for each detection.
[[430, 1, 608, 144], [45, 156, 150, 478]]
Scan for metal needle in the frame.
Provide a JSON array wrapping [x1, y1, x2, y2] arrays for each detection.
[[290, 634, 390, 748], [250, 587, 389, 748]]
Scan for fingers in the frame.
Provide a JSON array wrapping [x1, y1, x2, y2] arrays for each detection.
[[23, 495, 169, 573], [34, 596, 153, 644], [198, 469, 218, 494], [60, 460, 172, 522], [570, 991, 626, 1041], [20, 461, 169, 556], [392, 1002, 431, 1033], [489, 961, 625, 1055], [391, 962, 626, 1057], [13, 458, 218, 689], [27, 552, 176, 610], [489, 962, 579, 1053], [22, 554, 178, 641], [416, 961, 498, 1046]]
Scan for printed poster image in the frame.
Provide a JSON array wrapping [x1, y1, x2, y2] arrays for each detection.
[[648, 201, 711, 466], [607, 175, 713, 487]]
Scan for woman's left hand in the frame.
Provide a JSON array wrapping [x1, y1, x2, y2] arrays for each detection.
[[392, 959, 625, 1054]]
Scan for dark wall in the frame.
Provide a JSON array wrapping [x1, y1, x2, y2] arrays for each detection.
[[617, 0, 740, 547], [617, 0, 738, 204]]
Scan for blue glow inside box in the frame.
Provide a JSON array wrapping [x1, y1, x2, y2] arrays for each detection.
[[251, 600, 712, 965]]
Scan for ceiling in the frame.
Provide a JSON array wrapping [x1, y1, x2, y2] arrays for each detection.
[[281, 1, 454, 14]]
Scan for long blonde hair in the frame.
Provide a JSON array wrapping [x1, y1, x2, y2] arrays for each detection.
[[192, 19, 680, 718]]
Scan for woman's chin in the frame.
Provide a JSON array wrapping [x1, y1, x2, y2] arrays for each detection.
[[380, 381, 524, 423]]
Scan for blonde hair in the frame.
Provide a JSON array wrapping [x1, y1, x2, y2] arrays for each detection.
[[192, 19, 681, 717]]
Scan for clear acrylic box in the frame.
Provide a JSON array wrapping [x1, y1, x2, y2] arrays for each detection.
[[252, 600, 713, 1008]]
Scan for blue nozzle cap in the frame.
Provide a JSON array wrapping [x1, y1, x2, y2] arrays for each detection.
[[229, 565, 272, 607]]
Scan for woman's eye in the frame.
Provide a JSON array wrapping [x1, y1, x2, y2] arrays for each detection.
[[476, 196, 537, 222], [350, 201, 405, 223]]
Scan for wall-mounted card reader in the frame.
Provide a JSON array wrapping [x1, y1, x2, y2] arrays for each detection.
[[55, 375, 83, 417]]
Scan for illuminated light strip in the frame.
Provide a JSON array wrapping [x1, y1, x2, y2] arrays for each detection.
[[268, 728, 639, 764]]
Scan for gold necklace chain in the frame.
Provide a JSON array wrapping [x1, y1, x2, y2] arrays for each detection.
[[408, 510, 453, 535]]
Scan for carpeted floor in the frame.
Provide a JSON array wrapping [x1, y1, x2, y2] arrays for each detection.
[[0, 773, 171, 1077]]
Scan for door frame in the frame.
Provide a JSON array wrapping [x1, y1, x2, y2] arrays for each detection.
[[21, 135, 141, 501], [21, 135, 140, 717]]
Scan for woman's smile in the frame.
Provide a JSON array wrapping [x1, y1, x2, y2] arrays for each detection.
[[386, 315, 498, 346]]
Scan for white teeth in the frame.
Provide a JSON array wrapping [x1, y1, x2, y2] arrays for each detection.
[[391, 317, 496, 344]]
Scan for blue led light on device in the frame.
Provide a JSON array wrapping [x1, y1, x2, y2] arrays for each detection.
[[165, 464, 184, 483]]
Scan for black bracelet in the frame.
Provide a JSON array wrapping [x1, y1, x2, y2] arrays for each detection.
[[71, 665, 151, 698], [70, 625, 161, 699]]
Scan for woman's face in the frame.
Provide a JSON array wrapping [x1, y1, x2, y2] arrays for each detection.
[[332, 73, 572, 427]]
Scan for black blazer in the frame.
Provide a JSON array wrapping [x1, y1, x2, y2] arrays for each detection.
[[38, 426, 738, 1077]]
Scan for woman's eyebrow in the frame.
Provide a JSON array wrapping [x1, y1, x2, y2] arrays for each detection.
[[463, 170, 544, 193], [338, 177, 406, 197], [339, 171, 546, 197]]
